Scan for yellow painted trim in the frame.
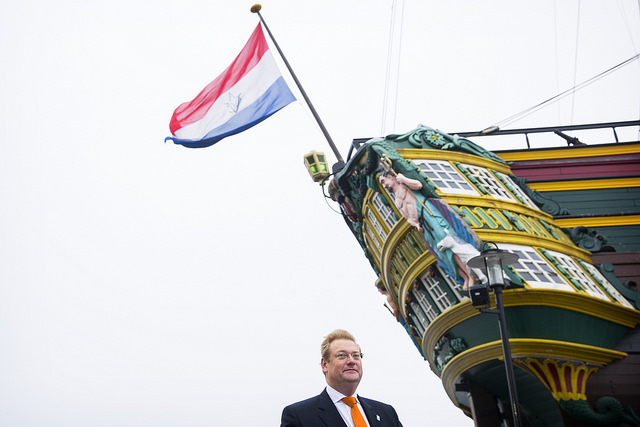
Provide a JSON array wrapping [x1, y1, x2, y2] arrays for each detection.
[[394, 234, 594, 315], [362, 203, 393, 238], [382, 217, 601, 313], [473, 230, 592, 260], [422, 300, 482, 366], [398, 251, 437, 317], [514, 358, 599, 401], [439, 339, 628, 404], [396, 148, 513, 174], [553, 215, 640, 228], [361, 220, 383, 267], [502, 289, 640, 327], [422, 289, 640, 368], [496, 143, 640, 162], [380, 221, 414, 299], [443, 194, 554, 221], [529, 177, 640, 192]]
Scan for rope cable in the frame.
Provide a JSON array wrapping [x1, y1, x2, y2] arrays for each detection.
[[553, 0, 562, 123], [491, 53, 640, 129], [381, 0, 397, 135], [391, 0, 405, 132], [570, 0, 582, 125]]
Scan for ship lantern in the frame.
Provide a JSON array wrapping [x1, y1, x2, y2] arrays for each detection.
[[467, 243, 519, 307], [304, 151, 330, 183], [468, 243, 520, 288]]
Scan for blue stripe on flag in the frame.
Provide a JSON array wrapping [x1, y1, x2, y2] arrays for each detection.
[[166, 77, 295, 149]]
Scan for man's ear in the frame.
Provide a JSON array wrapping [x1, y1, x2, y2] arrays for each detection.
[[320, 357, 328, 375]]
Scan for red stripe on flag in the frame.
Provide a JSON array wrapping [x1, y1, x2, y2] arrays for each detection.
[[169, 24, 270, 134]]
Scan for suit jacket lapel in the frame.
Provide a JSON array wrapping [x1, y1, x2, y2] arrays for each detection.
[[360, 397, 380, 425], [317, 389, 348, 427]]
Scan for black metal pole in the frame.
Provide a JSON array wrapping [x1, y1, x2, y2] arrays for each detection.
[[250, 4, 344, 163], [493, 285, 523, 427]]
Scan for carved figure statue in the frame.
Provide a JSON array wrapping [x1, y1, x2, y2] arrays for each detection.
[[379, 171, 484, 290], [436, 231, 487, 285]]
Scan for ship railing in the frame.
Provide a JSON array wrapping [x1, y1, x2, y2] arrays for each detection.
[[451, 120, 640, 150], [348, 120, 640, 158]]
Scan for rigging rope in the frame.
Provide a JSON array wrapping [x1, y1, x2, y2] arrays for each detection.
[[570, 0, 582, 125], [381, 0, 404, 135], [392, 0, 405, 134], [491, 53, 640, 129], [381, 0, 396, 135]]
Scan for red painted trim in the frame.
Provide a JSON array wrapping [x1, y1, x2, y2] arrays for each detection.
[[577, 368, 585, 394], [509, 154, 640, 181], [564, 365, 573, 394]]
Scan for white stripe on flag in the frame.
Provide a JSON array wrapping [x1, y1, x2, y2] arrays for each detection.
[[174, 50, 282, 141]]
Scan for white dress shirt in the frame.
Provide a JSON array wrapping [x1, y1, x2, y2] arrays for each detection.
[[325, 385, 372, 427]]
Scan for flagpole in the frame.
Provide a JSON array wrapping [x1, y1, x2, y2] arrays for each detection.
[[251, 4, 345, 164]]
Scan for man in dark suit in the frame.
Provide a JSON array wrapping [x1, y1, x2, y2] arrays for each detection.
[[280, 329, 403, 427]]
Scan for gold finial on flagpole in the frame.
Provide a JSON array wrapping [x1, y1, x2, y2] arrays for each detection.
[[250, 4, 262, 13]]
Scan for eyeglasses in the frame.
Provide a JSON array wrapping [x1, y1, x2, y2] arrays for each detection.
[[334, 352, 363, 361]]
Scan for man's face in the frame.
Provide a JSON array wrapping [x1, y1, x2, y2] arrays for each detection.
[[379, 175, 395, 192], [321, 339, 363, 393]]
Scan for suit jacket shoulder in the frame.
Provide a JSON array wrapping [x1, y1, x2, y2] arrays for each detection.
[[280, 390, 403, 427], [280, 389, 346, 427], [360, 396, 403, 427]]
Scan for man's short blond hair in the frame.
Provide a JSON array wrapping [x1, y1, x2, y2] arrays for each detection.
[[321, 329, 358, 361]]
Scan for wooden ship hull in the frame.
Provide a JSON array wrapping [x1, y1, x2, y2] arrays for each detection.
[[323, 122, 640, 426]]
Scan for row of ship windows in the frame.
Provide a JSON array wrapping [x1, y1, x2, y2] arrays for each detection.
[[366, 199, 573, 261], [364, 159, 548, 264], [405, 243, 632, 338], [410, 159, 539, 210], [361, 159, 632, 337]]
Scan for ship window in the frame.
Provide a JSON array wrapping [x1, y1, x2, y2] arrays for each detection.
[[461, 164, 519, 203], [410, 159, 480, 196], [548, 251, 612, 300], [438, 264, 466, 301], [419, 269, 453, 312], [366, 210, 387, 241], [498, 244, 574, 291], [371, 192, 397, 229], [407, 301, 428, 336], [494, 171, 539, 210], [363, 222, 382, 262], [579, 261, 634, 309], [413, 289, 438, 322]]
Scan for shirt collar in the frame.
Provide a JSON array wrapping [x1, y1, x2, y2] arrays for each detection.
[[326, 385, 359, 404]]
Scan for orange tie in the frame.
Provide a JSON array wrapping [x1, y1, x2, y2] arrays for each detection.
[[342, 396, 367, 427]]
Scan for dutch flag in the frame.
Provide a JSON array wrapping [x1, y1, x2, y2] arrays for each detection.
[[166, 24, 296, 148]]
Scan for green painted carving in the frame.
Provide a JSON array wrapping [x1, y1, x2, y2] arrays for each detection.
[[331, 161, 380, 272], [433, 335, 468, 374], [559, 397, 640, 426], [563, 225, 615, 253], [509, 175, 571, 216], [451, 205, 475, 227], [384, 126, 506, 164], [501, 210, 528, 232]]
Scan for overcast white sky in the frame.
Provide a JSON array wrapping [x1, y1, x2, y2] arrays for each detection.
[[1, 1, 639, 426]]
